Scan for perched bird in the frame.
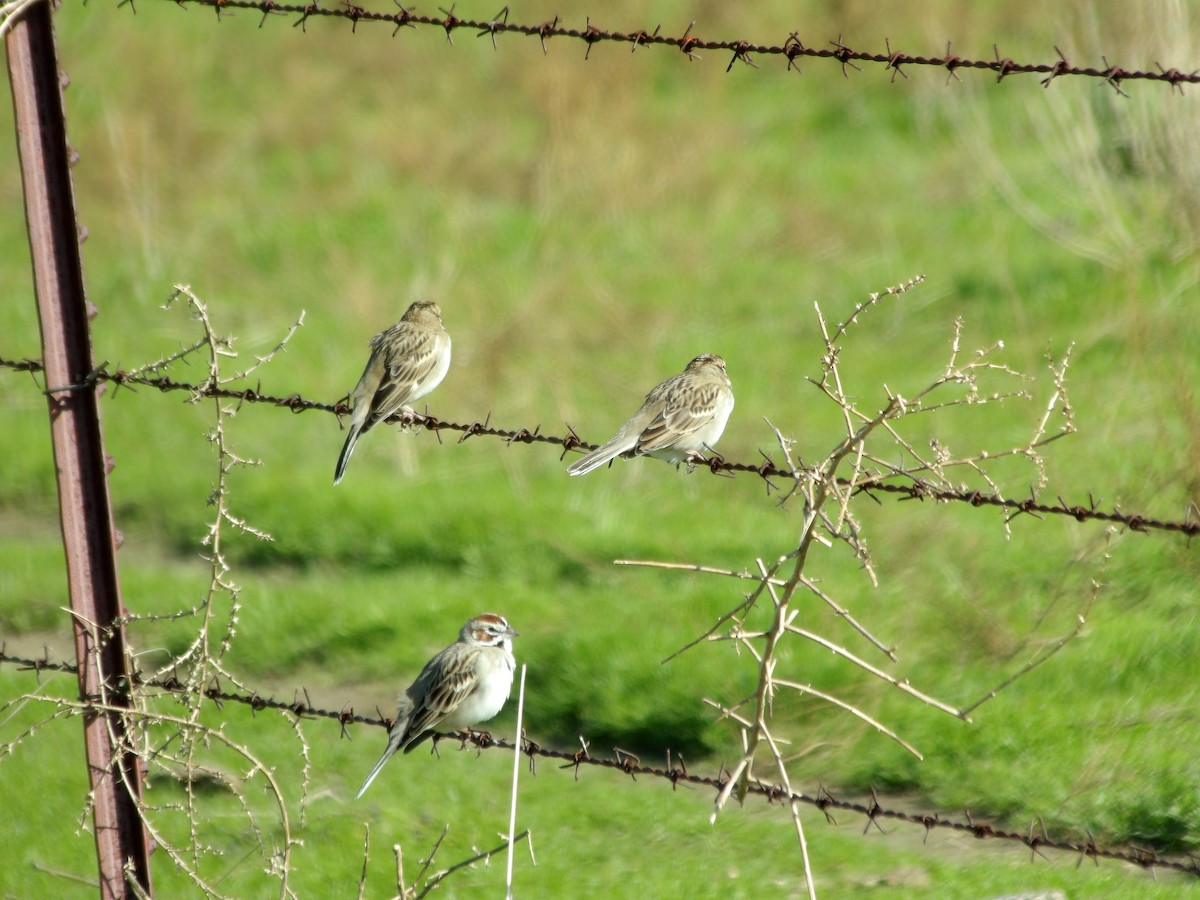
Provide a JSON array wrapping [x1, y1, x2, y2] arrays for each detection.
[[355, 613, 518, 799], [334, 300, 451, 484], [566, 353, 734, 476]]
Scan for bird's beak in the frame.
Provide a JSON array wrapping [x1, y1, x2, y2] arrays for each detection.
[[508, 628, 520, 638]]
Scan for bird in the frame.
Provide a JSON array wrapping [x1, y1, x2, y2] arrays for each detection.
[[566, 353, 734, 476], [334, 300, 451, 484], [354, 613, 518, 799]]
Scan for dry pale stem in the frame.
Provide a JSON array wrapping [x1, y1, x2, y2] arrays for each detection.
[[625, 276, 1078, 890]]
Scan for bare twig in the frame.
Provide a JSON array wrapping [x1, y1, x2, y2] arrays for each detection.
[[416, 831, 531, 899], [961, 527, 1112, 716], [505, 665, 528, 900], [356, 823, 370, 900]]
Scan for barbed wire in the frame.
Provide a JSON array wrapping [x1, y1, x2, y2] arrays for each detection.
[[3, 353, 1197, 538], [2, 648, 1196, 878], [138, 0, 1200, 93]]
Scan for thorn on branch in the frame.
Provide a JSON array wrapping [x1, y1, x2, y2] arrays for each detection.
[[256, 0, 279, 28], [703, 452, 733, 477], [613, 747, 641, 778], [815, 784, 839, 826], [583, 17, 603, 60], [1155, 61, 1196, 94], [475, 4, 507, 49], [863, 788, 885, 835], [160, 674, 183, 692], [438, 4, 460, 43], [783, 33, 805, 73], [666, 750, 687, 790], [289, 686, 312, 718], [922, 814, 938, 843], [884, 38, 907, 82], [342, 0, 365, 32], [204, 682, 224, 710], [726, 41, 758, 73], [456, 412, 491, 443], [464, 727, 496, 751], [942, 41, 963, 84], [1041, 46, 1071, 88], [679, 21, 700, 61], [293, 2, 318, 31], [523, 735, 540, 775], [375, 705, 394, 729], [1026, 819, 1050, 863], [561, 738, 590, 781], [1101, 56, 1130, 97], [992, 44, 1016, 82], [390, 2, 415, 36], [1131, 845, 1161, 870], [628, 24, 660, 54], [537, 15, 559, 54], [559, 425, 584, 459], [506, 426, 539, 445], [337, 705, 355, 739], [830, 35, 861, 77]]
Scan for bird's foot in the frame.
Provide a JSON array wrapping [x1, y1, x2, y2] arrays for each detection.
[[396, 406, 421, 433], [457, 727, 494, 755]]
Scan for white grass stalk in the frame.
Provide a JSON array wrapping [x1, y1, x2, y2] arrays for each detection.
[[505, 664, 527, 900]]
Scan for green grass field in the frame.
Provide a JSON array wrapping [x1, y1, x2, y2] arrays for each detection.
[[2, 1, 1199, 896]]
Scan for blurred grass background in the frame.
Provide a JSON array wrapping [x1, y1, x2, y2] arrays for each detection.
[[2, 0, 1199, 895]]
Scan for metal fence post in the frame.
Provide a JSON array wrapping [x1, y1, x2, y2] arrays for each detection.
[[5, 3, 154, 897]]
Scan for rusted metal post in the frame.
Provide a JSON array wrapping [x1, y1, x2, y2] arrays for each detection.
[[6, 3, 154, 897]]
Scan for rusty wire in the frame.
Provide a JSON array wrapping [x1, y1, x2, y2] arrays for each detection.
[[3, 353, 1197, 538], [2, 648, 1197, 877], [137, 0, 1200, 92]]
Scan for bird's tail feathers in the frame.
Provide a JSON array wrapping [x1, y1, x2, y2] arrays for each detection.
[[566, 437, 630, 476], [334, 427, 362, 485], [354, 730, 401, 799]]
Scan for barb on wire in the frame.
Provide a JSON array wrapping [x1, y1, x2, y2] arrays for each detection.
[[2, 352, 1196, 538], [149, 0, 1200, 92], [1, 649, 1196, 879]]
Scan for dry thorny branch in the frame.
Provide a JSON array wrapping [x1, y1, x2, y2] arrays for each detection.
[[373, 823, 533, 900], [1, 286, 309, 898], [0, 278, 1138, 896], [126, 287, 304, 897], [1, 285, 543, 898], [617, 275, 1095, 896]]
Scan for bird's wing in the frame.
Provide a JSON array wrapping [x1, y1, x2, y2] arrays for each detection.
[[636, 382, 722, 453], [362, 327, 444, 430], [398, 650, 479, 751]]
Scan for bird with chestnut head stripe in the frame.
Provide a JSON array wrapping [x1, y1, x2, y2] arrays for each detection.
[[355, 613, 518, 799]]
